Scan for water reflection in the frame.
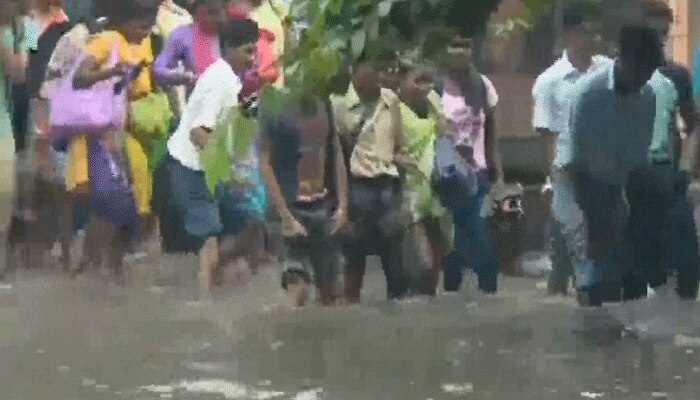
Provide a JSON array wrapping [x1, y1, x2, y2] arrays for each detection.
[[1, 267, 700, 399]]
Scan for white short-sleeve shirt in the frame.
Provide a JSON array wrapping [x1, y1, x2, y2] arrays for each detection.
[[167, 58, 242, 171], [532, 51, 613, 167]]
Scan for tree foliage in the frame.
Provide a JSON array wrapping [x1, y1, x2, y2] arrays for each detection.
[[260, 0, 554, 110]]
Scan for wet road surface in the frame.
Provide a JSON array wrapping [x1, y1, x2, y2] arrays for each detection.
[[1, 253, 700, 400]]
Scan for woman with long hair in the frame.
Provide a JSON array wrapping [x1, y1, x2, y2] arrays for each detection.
[[70, 0, 159, 283], [439, 35, 502, 294]]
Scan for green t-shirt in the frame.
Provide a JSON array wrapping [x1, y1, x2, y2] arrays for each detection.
[[1, 17, 39, 136], [1, 16, 40, 52]]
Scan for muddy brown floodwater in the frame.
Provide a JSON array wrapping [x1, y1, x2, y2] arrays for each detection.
[[1, 252, 700, 400]]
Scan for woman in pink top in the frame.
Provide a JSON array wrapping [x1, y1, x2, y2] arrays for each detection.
[[439, 35, 502, 294]]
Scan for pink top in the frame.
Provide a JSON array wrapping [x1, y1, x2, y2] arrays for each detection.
[[192, 23, 219, 76], [441, 75, 498, 170]]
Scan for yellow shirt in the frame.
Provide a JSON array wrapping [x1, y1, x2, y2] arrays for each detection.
[[84, 30, 153, 100], [79, 31, 155, 215], [332, 86, 405, 178], [154, 0, 192, 41]]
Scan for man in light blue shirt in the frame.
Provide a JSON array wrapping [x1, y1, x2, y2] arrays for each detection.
[[570, 25, 663, 307], [532, 6, 611, 296]]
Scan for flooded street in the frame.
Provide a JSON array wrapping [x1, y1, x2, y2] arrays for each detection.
[[1, 255, 700, 400]]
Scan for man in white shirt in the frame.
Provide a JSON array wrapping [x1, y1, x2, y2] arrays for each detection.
[[532, 7, 611, 296], [155, 18, 258, 294]]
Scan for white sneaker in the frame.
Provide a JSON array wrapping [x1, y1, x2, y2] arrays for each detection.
[[541, 176, 553, 194], [647, 285, 656, 298]]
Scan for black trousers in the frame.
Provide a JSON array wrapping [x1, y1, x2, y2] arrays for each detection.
[[10, 83, 29, 153]]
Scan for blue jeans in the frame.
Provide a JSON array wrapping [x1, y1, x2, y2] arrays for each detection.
[[10, 83, 28, 153], [549, 167, 588, 293], [442, 171, 498, 293]]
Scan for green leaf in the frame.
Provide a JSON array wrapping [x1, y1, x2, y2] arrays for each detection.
[[351, 29, 366, 58], [259, 86, 287, 118], [201, 107, 259, 194], [377, 0, 393, 17], [285, 60, 301, 79], [327, 0, 344, 15], [289, 0, 308, 20], [307, 0, 321, 21]]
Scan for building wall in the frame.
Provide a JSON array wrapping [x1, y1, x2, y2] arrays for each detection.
[[667, 0, 690, 65], [485, 0, 538, 139]]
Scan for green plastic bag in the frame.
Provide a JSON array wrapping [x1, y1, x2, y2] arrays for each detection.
[[149, 136, 169, 174], [129, 91, 173, 142], [201, 106, 259, 194]]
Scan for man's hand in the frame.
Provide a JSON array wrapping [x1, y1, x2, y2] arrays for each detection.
[[330, 208, 348, 235], [395, 154, 425, 179], [182, 70, 197, 88], [111, 61, 134, 78], [282, 213, 307, 238], [190, 127, 211, 150]]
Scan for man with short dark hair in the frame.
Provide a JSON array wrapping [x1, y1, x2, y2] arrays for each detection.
[[258, 92, 349, 306], [333, 54, 417, 303], [626, 0, 700, 300], [532, 5, 611, 296], [570, 25, 664, 307]]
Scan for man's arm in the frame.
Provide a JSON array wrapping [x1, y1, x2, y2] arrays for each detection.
[[73, 55, 124, 88], [674, 65, 699, 134], [532, 71, 558, 132], [332, 133, 348, 213], [258, 126, 306, 238], [257, 120, 293, 222]]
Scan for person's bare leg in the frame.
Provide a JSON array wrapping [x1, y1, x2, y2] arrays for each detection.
[[343, 255, 365, 304], [109, 226, 127, 286], [58, 188, 73, 272], [248, 225, 264, 275], [425, 226, 444, 295], [317, 282, 335, 306], [215, 235, 242, 286], [147, 216, 161, 261], [198, 237, 218, 294]]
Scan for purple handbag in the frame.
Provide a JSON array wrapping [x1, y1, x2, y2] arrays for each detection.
[[48, 44, 127, 141], [87, 137, 139, 227]]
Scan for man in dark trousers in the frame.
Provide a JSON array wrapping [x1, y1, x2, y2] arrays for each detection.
[[625, 0, 700, 301], [570, 25, 664, 307]]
